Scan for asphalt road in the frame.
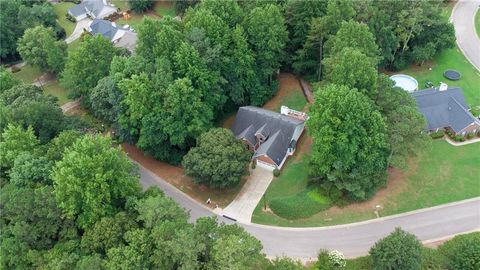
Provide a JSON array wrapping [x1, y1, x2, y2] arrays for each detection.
[[139, 164, 480, 260], [451, 0, 480, 71], [137, 3, 480, 258]]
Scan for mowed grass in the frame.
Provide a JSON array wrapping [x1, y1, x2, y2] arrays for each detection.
[[110, 0, 129, 11], [43, 81, 70, 105], [398, 47, 480, 107], [274, 90, 307, 112], [53, 2, 76, 37], [155, 1, 176, 17], [67, 38, 82, 54], [12, 65, 42, 84], [252, 140, 480, 226], [116, 13, 149, 29]]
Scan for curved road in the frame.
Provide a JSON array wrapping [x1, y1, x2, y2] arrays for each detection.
[[139, 164, 480, 260], [451, 0, 480, 71], [138, 3, 480, 260]]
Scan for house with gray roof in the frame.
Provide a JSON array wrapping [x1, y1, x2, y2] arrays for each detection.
[[231, 106, 306, 170], [68, 0, 117, 21], [88, 19, 137, 52], [411, 87, 480, 135]]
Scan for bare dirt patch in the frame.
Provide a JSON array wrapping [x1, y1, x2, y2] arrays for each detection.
[[263, 73, 303, 111], [121, 143, 245, 208], [320, 159, 419, 216]]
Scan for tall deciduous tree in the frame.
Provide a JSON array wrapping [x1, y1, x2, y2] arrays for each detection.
[[128, 0, 154, 12], [161, 78, 213, 148], [0, 67, 21, 93], [0, 124, 39, 170], [324, 47, 378, 98], [325, 20, 379, 61], [370, 228, 422, 270], [52, 134, 141, 229], [182, 128, 252, 188], [308, 84, 388, 200], [375, 74, 429, 169], [243, 4, 288, 105], [17, 26, 67, 74], [61, 35, 118, 100], [294, 0, 356, 78]]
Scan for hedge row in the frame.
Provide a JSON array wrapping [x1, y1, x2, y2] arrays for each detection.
[[269, 188, 331, 220], [430, 130, 445, 139]]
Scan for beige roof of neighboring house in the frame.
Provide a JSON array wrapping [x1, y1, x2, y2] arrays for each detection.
[[115, 31, 137, 52]]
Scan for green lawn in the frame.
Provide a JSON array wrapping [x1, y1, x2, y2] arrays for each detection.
[[398, 47, 480, 107], [476, 9, 480, 38], [115, 13, 149, 29], [53, 2, 76, 37], [67, 39, 82, 54], [252, 140, 480, 227], [11, 65, 43, 84], [155, 1, 176, 17], [110, 0, 129, 11], [43, 81, 70, 105], [274, 90, 307, 112]]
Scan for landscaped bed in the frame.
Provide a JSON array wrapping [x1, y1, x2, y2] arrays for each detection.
[[252, 140, 480, 226]]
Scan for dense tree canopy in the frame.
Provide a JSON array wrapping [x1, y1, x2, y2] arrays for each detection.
[[182, 128, 252, 188], [307, 84, 388, 200], [17, 25, 67, 74], [61, 35, 119, 100], [0, 0, 62, 60], [52, 134, 141, 229], [128, 0, 154, 12], [0, 67, 21, 93], [370, 228, 423, 270], [375, 74, 430, 169]]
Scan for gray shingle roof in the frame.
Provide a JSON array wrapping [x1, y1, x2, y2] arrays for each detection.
[[231, 106, 304, 166], [68, 2, 87, 17], [89, 19, 118, 41], [411, 87, 478, 133]]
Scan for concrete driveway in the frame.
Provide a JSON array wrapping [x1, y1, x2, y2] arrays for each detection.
[[222, 167, 273, 223], [451, 0, 480, 71], [66, 18, 92, 44]]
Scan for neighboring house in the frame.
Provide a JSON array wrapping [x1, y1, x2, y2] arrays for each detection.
[[68, 0, 117, 21], [411, 86, 480, 135], [88, 19, 137, 52], [231, 106, 307, 170]]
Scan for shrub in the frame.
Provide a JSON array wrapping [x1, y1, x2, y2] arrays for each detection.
[[273, 168, 280, 177], [269, 188, 331, 219], [10, 66, 20, 73], [328, 250, 346, 268], [477, 130, 480, 137], [453, 135, 465, 142], [317, 250, 336, 270], [466, 132, 474, 139], [446, 129, 455, 138], [429, 130, 445, 139], [370, 228, 422, 270], [439, 232, 480, 270], [251, 161, 256, 170], [66, 13, 76, 23], [421, 247, 444, 270]]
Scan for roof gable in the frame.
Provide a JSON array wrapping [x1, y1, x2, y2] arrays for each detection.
[[231, 106, 304, 166]]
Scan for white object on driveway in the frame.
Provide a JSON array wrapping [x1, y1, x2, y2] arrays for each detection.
[[222, 167, 274, 223]]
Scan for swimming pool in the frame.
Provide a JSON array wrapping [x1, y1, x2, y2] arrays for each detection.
[[390, 74, 419, 92]]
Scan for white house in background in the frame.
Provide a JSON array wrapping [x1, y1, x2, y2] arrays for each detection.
[[88, 19, 137, 52], [68, 0, 117, 21]]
